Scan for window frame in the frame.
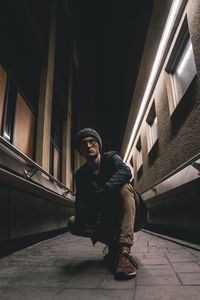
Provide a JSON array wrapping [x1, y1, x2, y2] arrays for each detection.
[[13, 91, 35, 159], [146, 101, 158, 153], [0, 65, 8, 135], [135, 137, 143, 172], [165, 17, 197, 114], [1, 67, 37, 159], [3, 75, 17, 142]]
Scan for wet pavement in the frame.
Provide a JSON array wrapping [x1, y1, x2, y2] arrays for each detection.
[[0, 230, 200, 299]]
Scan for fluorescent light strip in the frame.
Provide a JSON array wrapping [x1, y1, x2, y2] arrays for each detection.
[[123, 0, 183, 162]]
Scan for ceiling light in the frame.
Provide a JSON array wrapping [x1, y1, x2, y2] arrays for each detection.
[[123, 0, 184, 162]]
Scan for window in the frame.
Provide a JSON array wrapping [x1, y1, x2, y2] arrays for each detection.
[[1, 70, 35, 159], [135, 137, 143, 172], [172, 38, 196, 104], [0, 65, 8, 134], [2, 76, 17, 142], [13, 92, 35, 159], [146, 101, 158, 152], [1, 68, 36, 159], [166, 18, 197, 113]]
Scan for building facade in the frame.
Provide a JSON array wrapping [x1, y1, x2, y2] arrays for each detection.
[[122, 0, 200, 243], [0, 0, 92, 255]]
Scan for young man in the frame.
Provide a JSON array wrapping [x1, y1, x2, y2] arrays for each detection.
[[68, 128, 137, 280]]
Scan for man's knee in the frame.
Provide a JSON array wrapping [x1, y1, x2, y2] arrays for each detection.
[[68, 215, 75, 225], [120, 183, 134, 199], [67, 215, 76, 233], [67, 215, 96, 238], [119, 183, 136, 216]]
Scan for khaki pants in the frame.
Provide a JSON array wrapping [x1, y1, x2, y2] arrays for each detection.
[[68, 183, 136, 246]]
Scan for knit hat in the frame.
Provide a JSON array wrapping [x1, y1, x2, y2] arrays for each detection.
[[76, 128, 102, 152]]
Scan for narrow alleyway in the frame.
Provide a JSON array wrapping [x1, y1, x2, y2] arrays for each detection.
[[0, 231, 200, 300]]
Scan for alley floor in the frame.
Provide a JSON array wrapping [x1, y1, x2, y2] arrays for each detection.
[[0, 231, 200, 300]]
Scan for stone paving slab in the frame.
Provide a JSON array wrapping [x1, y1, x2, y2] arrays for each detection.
[[0, 231, 200, 299]]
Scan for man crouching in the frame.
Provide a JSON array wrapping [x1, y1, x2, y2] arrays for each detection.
[[68, 128, 137, 280]]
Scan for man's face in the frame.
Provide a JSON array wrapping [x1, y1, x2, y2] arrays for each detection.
[[79, 137, 100, 159]]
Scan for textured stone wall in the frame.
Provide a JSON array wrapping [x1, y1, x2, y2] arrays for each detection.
[[135, 0, 200, 192]]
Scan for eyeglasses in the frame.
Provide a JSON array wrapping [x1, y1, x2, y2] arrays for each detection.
[[80, 138, 97, 148]]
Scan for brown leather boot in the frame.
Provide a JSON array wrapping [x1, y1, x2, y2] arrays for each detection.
[[114, 245, 136, 280]]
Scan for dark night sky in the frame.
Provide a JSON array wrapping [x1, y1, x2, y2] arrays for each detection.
[[0, 0, 154, 152], [69, 0, 154, 151]]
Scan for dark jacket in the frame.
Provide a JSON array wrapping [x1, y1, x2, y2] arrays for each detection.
[[75, 151, 132, 222]]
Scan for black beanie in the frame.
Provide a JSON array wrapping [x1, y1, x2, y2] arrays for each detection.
[[76, 128, 102, 152]]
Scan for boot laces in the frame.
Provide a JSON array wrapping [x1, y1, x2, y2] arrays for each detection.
[[119, 252, 131, 267]]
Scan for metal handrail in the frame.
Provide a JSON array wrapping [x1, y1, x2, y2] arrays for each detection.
[[142, 152, 200, 194], [0, 136, 75, 196]]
